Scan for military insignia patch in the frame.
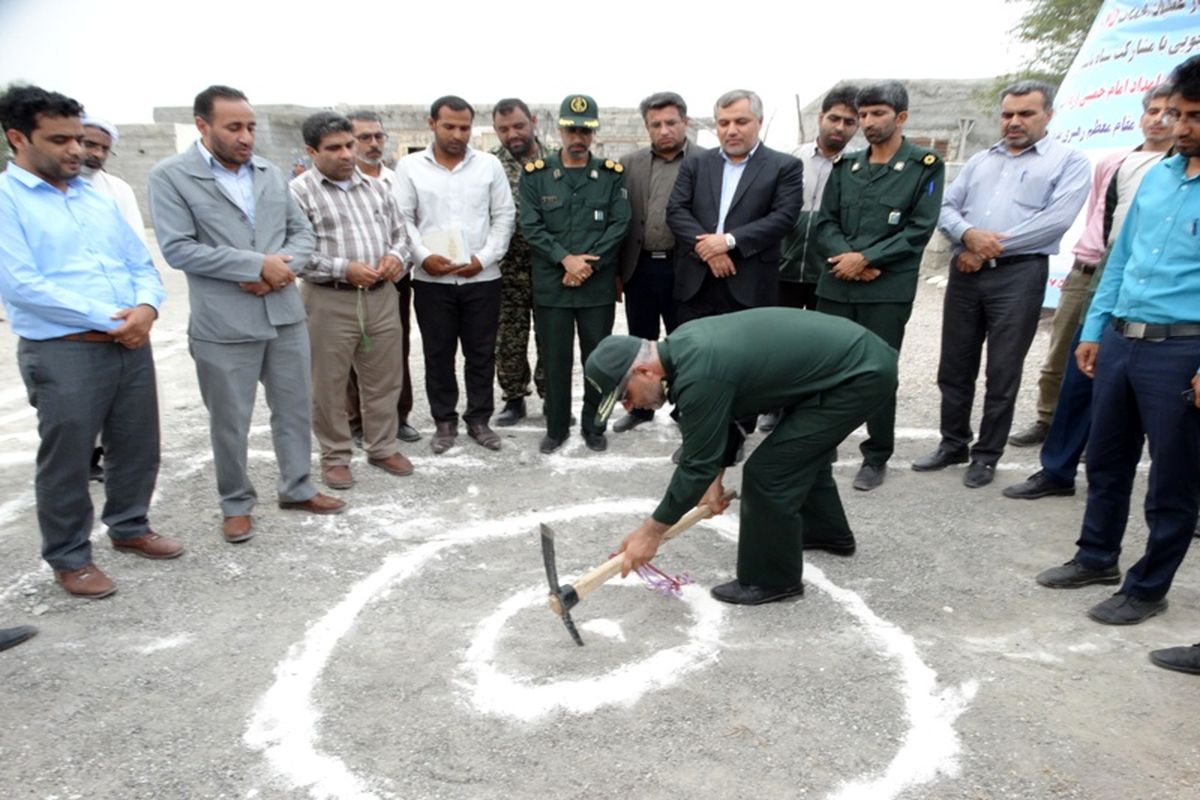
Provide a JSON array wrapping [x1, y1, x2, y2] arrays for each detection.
[[590, 169, 599, 179], [604, 159, 615, 169], [524, 162, 536, 173], [614, 163, 624, 173], [851, 162, 861, 172], [893, 161, 906, 172], [570, 96, 589, 113], [535, 159, 545, 169], [923, 154, 937, 166]]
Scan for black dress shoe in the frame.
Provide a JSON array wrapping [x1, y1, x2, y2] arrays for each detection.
[[911, 446, 969, 472], [962, 460, 995, 488], [852, 463, 886, 491], [1149, 643, 1200, 674], [493, 398, 526, 427], [0, 625, 37, 652], [613, 410, 652, 432], [1002, 470, 1075, 500], [582, 431, 607, 451], [430, 421, 457, 454], [710, 580, 805, 605], [803, 536, 857, 556], [1036, 559, 1121, 588], [539, 435, 565, 454], [1088, 593, 1168, 625], [1008, 419, 1049, 447], [396, 423, 422, 443]]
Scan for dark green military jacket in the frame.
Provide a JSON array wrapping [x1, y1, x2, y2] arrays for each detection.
[[652, 307, 898, 524], [518, 150, 631, 308], [814, 138, 944, 304]]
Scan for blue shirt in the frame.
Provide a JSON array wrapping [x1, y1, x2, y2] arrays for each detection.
[[197, 140, 256, 226], [717, 141, 761, 234], [0, 162, 165, 340], [939, 137, 1091, 256], [1082, 154, 1200, 346]]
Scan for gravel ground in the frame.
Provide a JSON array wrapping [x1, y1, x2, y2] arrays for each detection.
[[1, 244, 1198, 800]]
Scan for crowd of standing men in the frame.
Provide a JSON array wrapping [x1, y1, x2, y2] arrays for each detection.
[[2, 59, 1200, 675]]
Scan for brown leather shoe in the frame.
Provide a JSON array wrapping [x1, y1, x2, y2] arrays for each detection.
[[322, 464, 353, 489], [223, 515, 254, 543], [369, 452, 414, 476], [467, 422, 502, 451], [55, 563, 116, 599], [431, 420, 457, 454], [111, 530, 184, 559], [279, 492, 347, 514]]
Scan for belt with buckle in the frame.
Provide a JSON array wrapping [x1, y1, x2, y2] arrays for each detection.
[[984, 253, 1048, 269], [1113, 318, 1200, 339], [644, 250, 673, 260], [312, 280, 388, 292], [1072, 259, 1098, 275], [59, 331, 117, 343]]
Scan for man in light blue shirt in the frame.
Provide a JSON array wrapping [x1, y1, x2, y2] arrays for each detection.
[[1037, 56, 1200, 644], [915, 79, 1091, 488], [0, 86, 182, 599]]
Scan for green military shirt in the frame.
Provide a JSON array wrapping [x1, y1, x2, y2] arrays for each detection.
[[492, 139, 547, 277], [652, 308, 898, 524], [518, 150, 631, 308], [814, 138, 944, 304]]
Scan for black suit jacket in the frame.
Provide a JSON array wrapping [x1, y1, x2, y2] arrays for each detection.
[[666, 143, 804, 308]]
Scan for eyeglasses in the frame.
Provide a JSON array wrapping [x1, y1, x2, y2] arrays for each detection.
[[355, 132, 389, 142]]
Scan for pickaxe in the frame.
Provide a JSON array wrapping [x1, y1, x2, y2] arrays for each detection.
[[540, 490, 737, 646]]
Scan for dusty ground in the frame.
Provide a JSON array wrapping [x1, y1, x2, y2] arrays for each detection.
[[1, 243, 1198, 800]]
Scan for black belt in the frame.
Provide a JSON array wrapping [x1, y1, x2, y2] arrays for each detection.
[[984, 253, 1049, 269], [1072, 259, 1098, 275], [1113, 318, 1200, 339], [643, 249, 673, 260], [311, 280, 389, 292]]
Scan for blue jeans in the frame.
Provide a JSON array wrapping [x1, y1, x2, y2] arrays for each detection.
[[1039, 327, 1093, 486], [1073, 325, 1200, 600]]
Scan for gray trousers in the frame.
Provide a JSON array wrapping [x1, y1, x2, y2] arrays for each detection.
[[189, 322, 316, 515], [17, 338, 160, 571]]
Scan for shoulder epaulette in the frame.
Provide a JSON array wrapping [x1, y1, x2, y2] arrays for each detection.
[[921, 152, 940, 167], [603, 159, 624, 174], [524, 159, 547, 173]]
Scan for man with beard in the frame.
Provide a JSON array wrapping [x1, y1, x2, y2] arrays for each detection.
[[490, 98, 548, 426], [149, 85, 345, 544], [344, 110, 421, 445], [610, 92, 700, 434], [915, 80, 1089, 488], [1035, 55, 1200, 636], [519, 94, 630, 454], [394, 96, 515, 454], [814, 81, 944, 491], [587, 308, 897, 605], [80, 117, 145, 242], [290, 112, 413, 490], [0, 86, 179, 598]]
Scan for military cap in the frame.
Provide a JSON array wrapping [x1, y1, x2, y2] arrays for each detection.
[[558, 94, 600, 129], [585, 335, 642, 425]]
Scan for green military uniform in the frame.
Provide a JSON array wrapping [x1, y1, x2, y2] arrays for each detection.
[[519, 96, 630, 441], [492, 138, 548, 403], [813, 137, 944, 467], [596, 308, 897, 587]]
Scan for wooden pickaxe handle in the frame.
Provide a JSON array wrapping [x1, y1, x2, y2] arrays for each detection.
[[549, 489, 737, 615]]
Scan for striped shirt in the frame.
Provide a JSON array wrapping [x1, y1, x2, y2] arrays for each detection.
[[289, 167, 410, 282]]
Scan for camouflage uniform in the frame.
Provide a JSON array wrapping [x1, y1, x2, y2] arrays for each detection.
[[493, 139, 547, 402]]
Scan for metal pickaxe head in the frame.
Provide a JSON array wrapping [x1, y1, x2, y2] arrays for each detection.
[[540, 523, 585, 646]]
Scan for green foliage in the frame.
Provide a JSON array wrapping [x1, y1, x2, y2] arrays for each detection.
[[1009, 0, 1105, 83]]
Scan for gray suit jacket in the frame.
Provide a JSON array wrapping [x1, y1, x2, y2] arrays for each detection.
[[616, 142, 705, 284], [148, 144, 315, 343]]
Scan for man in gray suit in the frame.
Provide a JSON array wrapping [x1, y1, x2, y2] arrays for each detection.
[[611, 91, 699, 433], [149, 85, 345, 543]]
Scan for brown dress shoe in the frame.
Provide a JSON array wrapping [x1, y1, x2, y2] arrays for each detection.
[[223, 515, 254, 543], [55, 564, 116, 599], [111, 530, 184, 559], [279, 492, 347, 514], [369, 452, 414, 476], [431, 420, 457, 454], [467, 422, 502, 451], [322, 464, 353, 489]]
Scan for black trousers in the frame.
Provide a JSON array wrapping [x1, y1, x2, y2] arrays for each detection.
[[623, 253, 679, 422], [936, 255, 1047, 464], [778, 280, 819, 311], [677, 273, 756, 432], [413, 279, 501, 426]]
